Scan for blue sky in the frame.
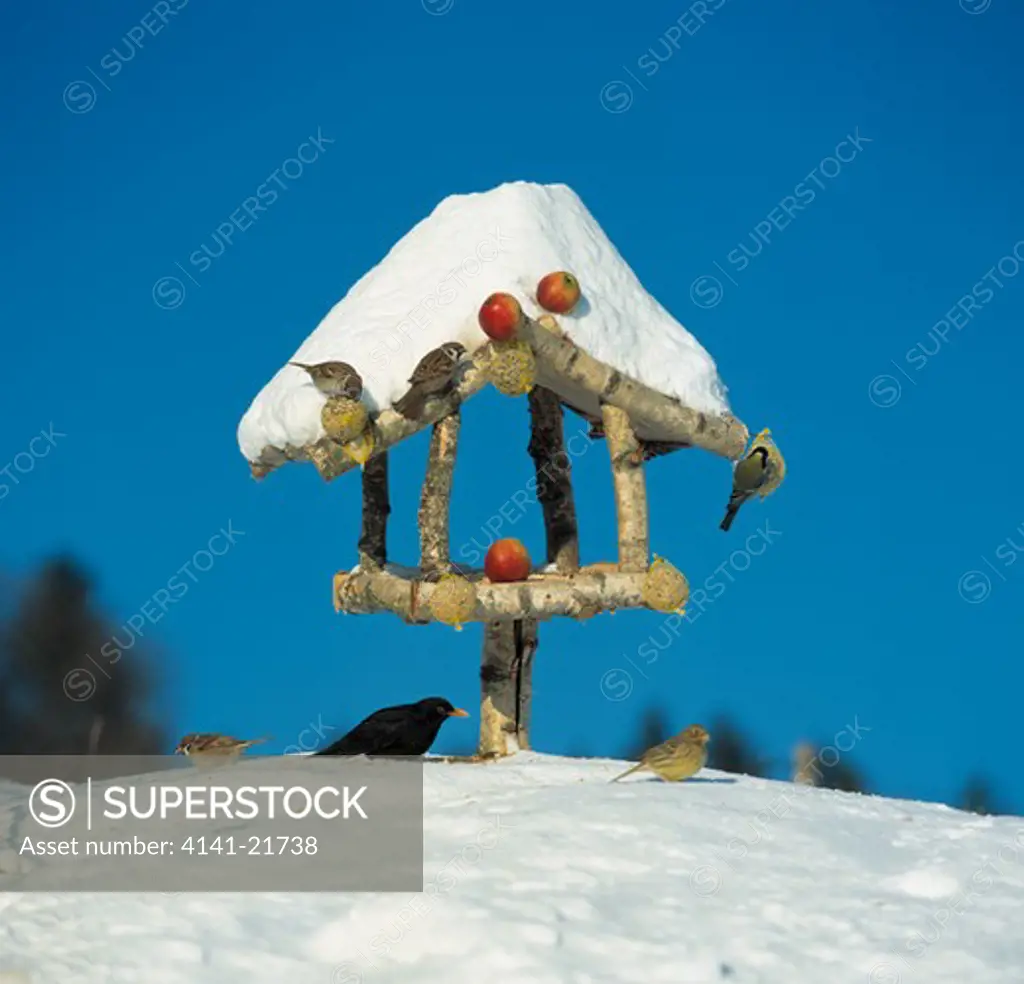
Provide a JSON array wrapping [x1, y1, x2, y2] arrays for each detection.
[[2, 0, 1022, 812]]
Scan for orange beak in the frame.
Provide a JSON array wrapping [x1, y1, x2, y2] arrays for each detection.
[[447, 708, 470, 718]]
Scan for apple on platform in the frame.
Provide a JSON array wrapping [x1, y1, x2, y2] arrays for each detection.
[[484, 538, 532, 582]]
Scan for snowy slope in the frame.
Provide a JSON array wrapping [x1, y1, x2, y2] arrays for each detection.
[[237, 181, 731, 463], [2, 753, 1023, 984]]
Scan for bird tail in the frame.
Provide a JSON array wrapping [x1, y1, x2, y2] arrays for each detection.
[[719, 505, 738, 532], [393, 387, 426, 419], [245, 735, 273, 749], [610, 762, 646, 783]]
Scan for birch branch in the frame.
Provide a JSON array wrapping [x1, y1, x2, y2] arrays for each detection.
[[418, 412, 460, 574], [601, 404, 649, 572]]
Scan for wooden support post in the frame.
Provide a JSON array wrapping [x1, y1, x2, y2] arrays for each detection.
[[418, 411, 460, 575], [358, 451, 389, 568], [601, 404, 649, 572], [528, 386, 580, 573], [479, 619, 538, 757]]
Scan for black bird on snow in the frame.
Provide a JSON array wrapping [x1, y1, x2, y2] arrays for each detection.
[[315, 697, 470, 757]]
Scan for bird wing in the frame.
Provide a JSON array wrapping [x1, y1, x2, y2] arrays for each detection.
[[318, 707, 412, 756], [644, 735, 682, 764], [407, 353, 436, 384], [410, 349, 459, 385]]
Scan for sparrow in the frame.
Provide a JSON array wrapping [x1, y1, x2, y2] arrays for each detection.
[[290, 361, 363, 400], [609, 724, 711, 783], [392, 342, 468, 419], [174, 733, 271, 765], [315, 697, 469, 757], [720, 445, 770, 532]]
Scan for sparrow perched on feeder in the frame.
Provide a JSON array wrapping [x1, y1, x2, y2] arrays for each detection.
[[719, 443, 772, 532], [290, 361, 363, 400], [609, 724, 711, 783], [315, 697, 469, 757], [174, 733, 271, 765], [393, 342, 468, 419]]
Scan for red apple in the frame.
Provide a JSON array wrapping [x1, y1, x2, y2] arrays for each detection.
[[536, 271, 581, 314], [478, 292, 523, 341], [484, 538, 532, 582]]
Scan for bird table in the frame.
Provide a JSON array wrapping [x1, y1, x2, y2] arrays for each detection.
[[249, 313, 763, 759]]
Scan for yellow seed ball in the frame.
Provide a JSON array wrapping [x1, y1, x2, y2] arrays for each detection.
[[486, 339, 536, 396], [428, 574, 477, 626], [321, 397, 368, 444], [642, 557, 690, 613]]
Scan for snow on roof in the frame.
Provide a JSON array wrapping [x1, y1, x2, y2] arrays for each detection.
[[237, 181, 731, 463]]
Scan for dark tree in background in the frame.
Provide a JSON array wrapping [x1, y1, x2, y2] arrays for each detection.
[[959, 775, 1002, 816], [814, 756, 868, 793], [706, 715, 771, 778], [625, 706, 671, 760], [0, 557, 168, 755]]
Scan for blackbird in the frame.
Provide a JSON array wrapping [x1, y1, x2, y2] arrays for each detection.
[[315, 697, 469, 757]]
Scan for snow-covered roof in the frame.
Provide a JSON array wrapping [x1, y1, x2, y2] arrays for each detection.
[[237, 181, 732, 465]]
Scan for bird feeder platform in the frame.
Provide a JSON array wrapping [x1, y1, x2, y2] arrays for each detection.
[[333, 562, 674, 624]]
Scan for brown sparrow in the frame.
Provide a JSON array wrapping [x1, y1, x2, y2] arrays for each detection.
[[175, 733, 271, 766], [290, 361, 363, 400], [610, 724, 711, 782], [392, 342, 468, 419]]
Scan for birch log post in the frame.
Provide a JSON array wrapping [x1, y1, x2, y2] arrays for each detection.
[[601, 403, 649, 572], [418, 411, 460, 575], [357, 451, 389, 568], [527, 386, 580, 573], [517, 316, 748, 458], [479, 619, 538, 757]]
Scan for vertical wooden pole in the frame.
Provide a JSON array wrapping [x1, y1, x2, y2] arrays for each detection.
[[479, 619, 538, 756], [479, 391, 569, 758], [601, 404, 649, 572], [358, 451, 389, 568], [527, 386, 580, 573], [418, 411, 460, 575]]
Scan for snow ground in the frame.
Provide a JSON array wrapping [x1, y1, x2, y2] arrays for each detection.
[[237, 181, 731, 464], [2, 753, 1022, 984]]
